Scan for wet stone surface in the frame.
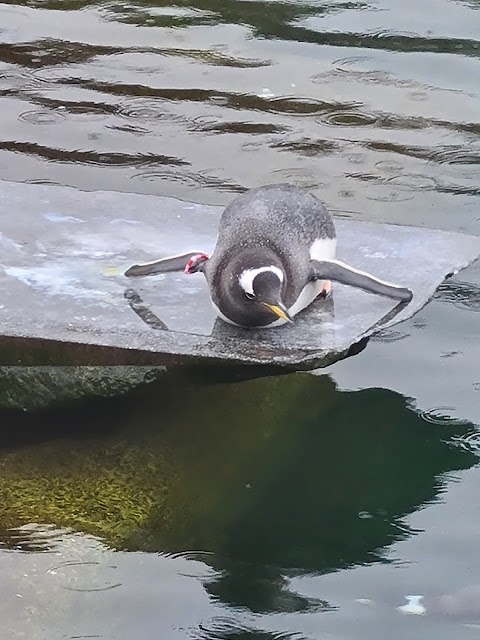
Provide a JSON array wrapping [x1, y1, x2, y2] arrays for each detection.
[[0, 179, 479, 370]]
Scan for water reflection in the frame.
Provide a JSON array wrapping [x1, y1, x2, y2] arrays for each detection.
[[0, 375, 477, 628]]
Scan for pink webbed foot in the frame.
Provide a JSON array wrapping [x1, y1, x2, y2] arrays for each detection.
[[319, 280, 332, 298]]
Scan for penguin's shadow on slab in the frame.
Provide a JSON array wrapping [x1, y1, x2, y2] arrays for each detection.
[[124, 286, 409, 348], [124, 286, 338, 341]]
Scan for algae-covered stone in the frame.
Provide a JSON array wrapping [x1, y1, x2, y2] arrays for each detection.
[[0, 365, 167, 411], [0, 374, 476, 566]]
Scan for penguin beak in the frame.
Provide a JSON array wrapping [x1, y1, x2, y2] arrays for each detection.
[[263, 303, 293, 323]]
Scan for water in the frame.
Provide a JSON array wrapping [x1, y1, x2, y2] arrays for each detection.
[[1, 0, 480, 638]]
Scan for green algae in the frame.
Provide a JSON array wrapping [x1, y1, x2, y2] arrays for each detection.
[[0, 372, 476, 571], [0, 373, 325, 550], [0, 365, 168, 411], [0, 439, 175, 547]]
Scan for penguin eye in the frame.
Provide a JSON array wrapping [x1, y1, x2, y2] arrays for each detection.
[[245, 292, 255, 300]]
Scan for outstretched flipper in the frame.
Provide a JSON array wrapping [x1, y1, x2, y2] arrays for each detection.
[[310, 259, 413, 302], [124, 251, 208, 277]]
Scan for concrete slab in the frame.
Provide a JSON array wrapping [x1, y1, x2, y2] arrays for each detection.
[[1, 180, 479, 370]]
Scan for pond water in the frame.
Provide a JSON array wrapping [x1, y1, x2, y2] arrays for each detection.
[[1, 0, 480, 638]]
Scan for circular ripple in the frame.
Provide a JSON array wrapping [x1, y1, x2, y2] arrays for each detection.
[[333, 55, 372, 71], [271, 167, 325, 189], [347, 152, 366, 164], [420, 406, 469, 426], [431, 147, 480, 165], [330, 56, 394, 84], [375, 160, 405, 174], [24, 179, 60, 186], [374, 329, 410, 343], [119, 100, 185, 123], [365, 187, 415, 202], [312, 57, 376, 83], [267, 96, 349, 117], [59, 104, 110, 122], [187, 115, 223, 133], [131, 169, 201, 188], [371, 29, 420, 39], [0, 69, 48, 90], [47, 561, 122, 592], [382, 174, 437, 191], [318, 110, 378, 127], [208, 95, 229, 106], [18, 109, 66, 125]]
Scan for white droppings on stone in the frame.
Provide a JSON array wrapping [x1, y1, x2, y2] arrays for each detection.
[[259, 88, 275, 98], [397, 595, 426, 615], [43, 213, 84, 223]]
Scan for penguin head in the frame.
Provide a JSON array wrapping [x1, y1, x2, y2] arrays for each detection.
[[238, 266, 292, 324], [211, 248, 293, 327]]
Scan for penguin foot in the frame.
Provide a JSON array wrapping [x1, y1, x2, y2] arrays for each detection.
[[320, 280, 332, 298]]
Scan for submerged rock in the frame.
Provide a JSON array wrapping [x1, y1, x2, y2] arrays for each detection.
[[0, 179, 479, 376], [0, 376, 475, 567], [0, 365, 167, 411]]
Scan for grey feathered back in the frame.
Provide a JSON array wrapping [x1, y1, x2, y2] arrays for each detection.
[[204, 184, 335, 306], [217, 183, 334, 247]]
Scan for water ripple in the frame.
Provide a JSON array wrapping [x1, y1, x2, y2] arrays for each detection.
[[270, 167, 328, 189], [373, 329, 410, 343], [436, 281, 480, 313], [159, 47, 273, 69], [318, 109, 378, 127], [18, 109, 66, 125], [367, 142, 480, 166], [0, 523, 71, 552], [131, 168, 244, 193], [382, 174, 437, 191], [365, 188, 415, 202], [267, 96, 357, 117], [47, 560, 122, 592], [190, 117, 287, 135], [0, 140, 187, 167], [197, 617, 306, 640], [106, 122, 152, 136], [270, 138, 339, 156], [453, 430, 480, 453], [0, 68, 49, 91], [420, 407, 470, 426], [119, 98, 186, 123]]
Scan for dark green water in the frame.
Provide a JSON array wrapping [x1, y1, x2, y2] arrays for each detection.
[[1, 0, 480, 638]]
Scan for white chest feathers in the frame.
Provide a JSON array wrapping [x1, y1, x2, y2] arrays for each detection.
[[213, 237, 337, 328], [269, 237, 337, 327]]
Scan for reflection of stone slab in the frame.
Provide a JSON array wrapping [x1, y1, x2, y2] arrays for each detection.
[[0, 365, 167, 411], [1, 179, 479, 370]]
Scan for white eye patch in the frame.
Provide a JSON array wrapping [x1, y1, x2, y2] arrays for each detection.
[[239, 266, 284, 295]]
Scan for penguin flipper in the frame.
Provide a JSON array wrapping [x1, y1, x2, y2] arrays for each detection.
[[309, 259, 413, 302], [125, 251, 208, 277]]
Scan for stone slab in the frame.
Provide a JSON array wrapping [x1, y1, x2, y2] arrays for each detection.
[[0, 180, 479, 370]]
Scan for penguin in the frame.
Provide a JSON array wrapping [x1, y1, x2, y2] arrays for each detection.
[[124, 183, 413, 328]]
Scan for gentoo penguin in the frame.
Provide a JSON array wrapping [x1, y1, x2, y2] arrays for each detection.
[[124, 183, 413, 328]]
